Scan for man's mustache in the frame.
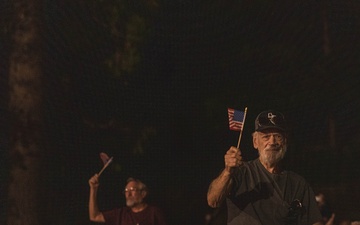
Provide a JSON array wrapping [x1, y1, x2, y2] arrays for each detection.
[[264, 146, 281, 151]]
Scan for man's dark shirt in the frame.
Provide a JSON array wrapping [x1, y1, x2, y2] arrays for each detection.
[[227, 159, 322, 225]]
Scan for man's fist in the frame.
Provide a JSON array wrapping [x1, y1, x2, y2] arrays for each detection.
[[224, 146, 242, 171], [89, 174, 100, 188]]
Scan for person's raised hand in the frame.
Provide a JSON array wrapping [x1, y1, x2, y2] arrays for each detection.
[[224, 146, 242, 173], [89, 174, 100, 189]]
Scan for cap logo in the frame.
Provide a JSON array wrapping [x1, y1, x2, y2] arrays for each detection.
[[267, 112, 277, 125]]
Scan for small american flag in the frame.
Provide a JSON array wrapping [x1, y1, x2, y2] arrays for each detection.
[[228, 108, 245, 131], [100, 152, 113, 166], [98, 152, 113, 176], [100, 152, 110, 165]]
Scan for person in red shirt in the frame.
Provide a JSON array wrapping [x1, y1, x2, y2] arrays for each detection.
[[89, 175, 167, 225]]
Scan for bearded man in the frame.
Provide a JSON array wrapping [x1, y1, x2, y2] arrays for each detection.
[[207, 110, 323, 225], [89, 176, 167, 225]]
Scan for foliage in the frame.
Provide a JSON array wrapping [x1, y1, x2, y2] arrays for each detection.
[[85, 0, 159, 78]]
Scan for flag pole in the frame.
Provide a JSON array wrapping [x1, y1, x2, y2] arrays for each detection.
[[236, 107, 248, 149], [98, 157, 113, 176]]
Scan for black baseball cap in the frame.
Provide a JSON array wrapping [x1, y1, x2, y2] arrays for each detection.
[[255, 110, 287, 132]]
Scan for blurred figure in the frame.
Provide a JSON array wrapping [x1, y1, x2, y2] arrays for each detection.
[[339, 220, 360, 225], [315, 192, 335, 225], [89, 175, 167, 225], [339, 220, 351, 225]]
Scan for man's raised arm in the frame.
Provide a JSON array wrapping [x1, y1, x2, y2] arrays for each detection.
[[88, 174, 105, 223], [207, 146, 242, 208]]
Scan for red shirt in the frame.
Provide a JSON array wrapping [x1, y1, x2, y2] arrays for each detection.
[[102, 205, 168, 225]]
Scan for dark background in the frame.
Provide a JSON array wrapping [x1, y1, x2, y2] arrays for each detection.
[[1, 0, 360, 225]]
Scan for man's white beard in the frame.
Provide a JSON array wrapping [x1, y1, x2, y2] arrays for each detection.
[[261, 146, 287, 167], [126, 198, 142, 207], [126, 199, 136, 207]]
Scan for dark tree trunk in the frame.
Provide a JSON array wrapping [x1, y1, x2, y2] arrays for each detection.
[[7, 0, 44, 224]]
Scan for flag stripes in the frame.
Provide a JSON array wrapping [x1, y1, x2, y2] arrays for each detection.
[[228, 108, 244, 131]]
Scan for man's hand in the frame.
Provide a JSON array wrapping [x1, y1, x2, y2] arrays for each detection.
[[89, 174, 100, 189], [224, 146, 242, 173]]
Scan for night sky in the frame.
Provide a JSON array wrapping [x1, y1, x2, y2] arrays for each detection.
[[1, 0, 360, 224]]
